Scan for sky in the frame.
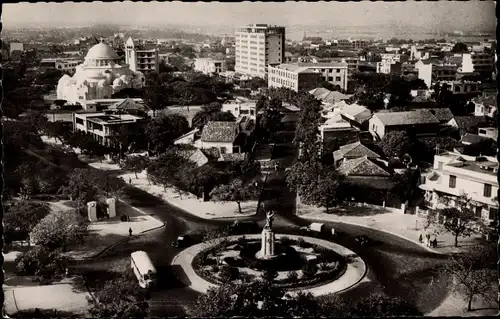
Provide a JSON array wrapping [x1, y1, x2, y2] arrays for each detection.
[[2, 1, 496, 32]]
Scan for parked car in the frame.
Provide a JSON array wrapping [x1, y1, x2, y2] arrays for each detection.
[[355, 235, 373, 246]]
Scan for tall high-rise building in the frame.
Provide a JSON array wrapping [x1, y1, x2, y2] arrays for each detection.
[[235, 24, 285, 79]]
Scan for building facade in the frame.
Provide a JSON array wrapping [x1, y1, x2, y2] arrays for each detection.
[[125, 37, 160, 74], [57, 42, 145, 107], [40, 58, 82, 73], [194, 58, 227, 74], [72, 111, 146, 147], [415, 61, 458, 88], [268, 64, 321, 92], [222, 97, 257, 120], [420, 151, 498, 222], [235, 24, 285, 78], [462, 52, 495, 78], [439, 80, 482, 95]]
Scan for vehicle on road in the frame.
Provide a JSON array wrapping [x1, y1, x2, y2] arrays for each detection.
[[355, 235, 373, 246], [171, 234, 200, 248], [131, 251, 156, 289]]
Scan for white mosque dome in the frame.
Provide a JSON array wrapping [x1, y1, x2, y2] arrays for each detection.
[[85, 42, 119, 60]]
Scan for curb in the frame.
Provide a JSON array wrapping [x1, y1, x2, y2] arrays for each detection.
[[302, 215, 444, 255]]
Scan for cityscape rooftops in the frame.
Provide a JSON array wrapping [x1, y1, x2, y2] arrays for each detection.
[[419, 108, 454, 123], [373, 110, 440, 126], [333, 141, 381, 161]]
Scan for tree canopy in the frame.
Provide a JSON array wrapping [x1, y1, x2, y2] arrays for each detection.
[[210, 178, 261, 214], [191, 102, 236, 129], [377, 130, 413, 158], [145, 114, 190, 155], [30, 210, 88, 251], [4, 201, 51, 242]]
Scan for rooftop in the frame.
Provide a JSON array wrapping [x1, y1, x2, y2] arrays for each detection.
[[201, 121, 238, 143], [333, 142, 381, 161], [419, 108, 454, 122], [373, 110, 440, 126], [273, 64, 315, 73], [452, 115, 488, 130], [77, 112, 143, 124], [338, 156, 391, 177]]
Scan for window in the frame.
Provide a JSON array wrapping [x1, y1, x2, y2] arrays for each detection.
[[336, 77, 341, 81], [336, 69, 340, 73], [449, 175, 456, 188], [483, 184, 492, 197], [489, 207, 498, 220], [328, 76, 333, 81], [76, 118, 84, 125], [475, 206, 483, 217]]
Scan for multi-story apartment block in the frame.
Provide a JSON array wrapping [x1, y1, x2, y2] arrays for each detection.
[[268, 62, 348, 92], [461, 52, 495, 78], [235, 24, 285, 79], [376, 60, 402, 75], [39, 58, 82, 73], [331, 57, 359, 77], [268, 64, 321, 92], [125, 37, 160, 74], [72, 111, 146, 147], [420, 151, 498, 222], [194, 58, 227, 74], [415, 60, 458, 88]]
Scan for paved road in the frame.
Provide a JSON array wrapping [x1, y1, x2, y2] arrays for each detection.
[[72, 127, 450, 316]]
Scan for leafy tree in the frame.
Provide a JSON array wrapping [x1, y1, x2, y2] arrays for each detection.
[[441, 244, 496, 311], [191, 102, 236, 129], [350, 293, 422, 317], [120, 155, 150, 179], [30, 210, 88, 251], [308, 167, 344, 213], [391, 168, 417, 202], [386, 77, 412, 109], [15, 246, 71, 279], [87, 270, 150, 319], [425, 195, 484, 247], [143, 85, 168, 117], [463, 139, 497, 156], [452, 42, 469, 53], [60, 168, 100, 206], [44, 121, 71, 144], [301, 261, 318, 278], [257, 97, 284, 142], [4, 201, 51, 243], [209, 178, 261, 214], [34, 164, 66, 195], [377, 130, 412, 158], [145, 114, 190, 154]]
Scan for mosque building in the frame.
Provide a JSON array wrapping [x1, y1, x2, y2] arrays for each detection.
[[56, 41, 145, 108]]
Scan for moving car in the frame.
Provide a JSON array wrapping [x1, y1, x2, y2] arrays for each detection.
[[171, 234, 200, 248], [355, 235, 373, 246]]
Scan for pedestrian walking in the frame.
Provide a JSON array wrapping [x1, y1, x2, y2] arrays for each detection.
[[129, 227, 133, 237], [129, 177, 132, 184], [418, 234, 423, 243], [433, 238, 438, 248], [65, 267, 69, 277]]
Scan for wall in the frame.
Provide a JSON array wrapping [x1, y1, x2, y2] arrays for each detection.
[[368, 116, 386, 139], [200, 141, 237, 154]]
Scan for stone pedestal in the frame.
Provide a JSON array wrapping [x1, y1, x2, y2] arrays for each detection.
[[257, 228, 276, 259], [106, 198, 117, 218], [87, 201, 98, 222]]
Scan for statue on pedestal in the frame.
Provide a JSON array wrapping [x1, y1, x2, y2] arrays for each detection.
[[264, 211, 274, 230]]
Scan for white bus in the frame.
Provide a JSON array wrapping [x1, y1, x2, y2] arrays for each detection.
[[131, 251, 157, 289]]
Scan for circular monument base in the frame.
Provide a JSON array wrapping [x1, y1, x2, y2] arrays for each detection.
[[255, 251, 279, 260]]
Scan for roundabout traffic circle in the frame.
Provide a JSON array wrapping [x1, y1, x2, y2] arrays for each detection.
[[171, 234, 367, 296]]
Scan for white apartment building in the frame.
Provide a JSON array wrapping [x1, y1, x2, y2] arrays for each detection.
[[222, 97, 257, 120], [268, 63, 348, 92], [235, 24, 285, 78], [125, 37, 160, 73], [194, 58, 227, 74], [73, 111, 146, 147], [420, 151, 498, 222], [461, 52, 495, 76], [438, 80, 482, 95]]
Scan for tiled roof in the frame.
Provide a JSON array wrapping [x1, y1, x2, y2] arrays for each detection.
[[333, 142, 381, 161], [474, 94, 497, 106], [373, 110, 439, 126], [340, 104, 371, 121], [201, 121, 238, 143], [453, 116, 488, 131], [219, 153, 246, 162], [177, 149, 209, 167], [109, 98, 145, 111], [420, 108, 454, 122], [338, 156, 391, 177], [460, 133, 492, 145]]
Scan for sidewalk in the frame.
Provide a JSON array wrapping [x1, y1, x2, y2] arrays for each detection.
[[119, 171, 258, 220], [297, 204, 483, 255], [65, 199, 164, 260], [3, 277, 91, 316], [171, 234, 366, 297]]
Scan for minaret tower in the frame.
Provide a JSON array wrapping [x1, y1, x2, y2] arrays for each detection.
[[124, 37, 137, 72]]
